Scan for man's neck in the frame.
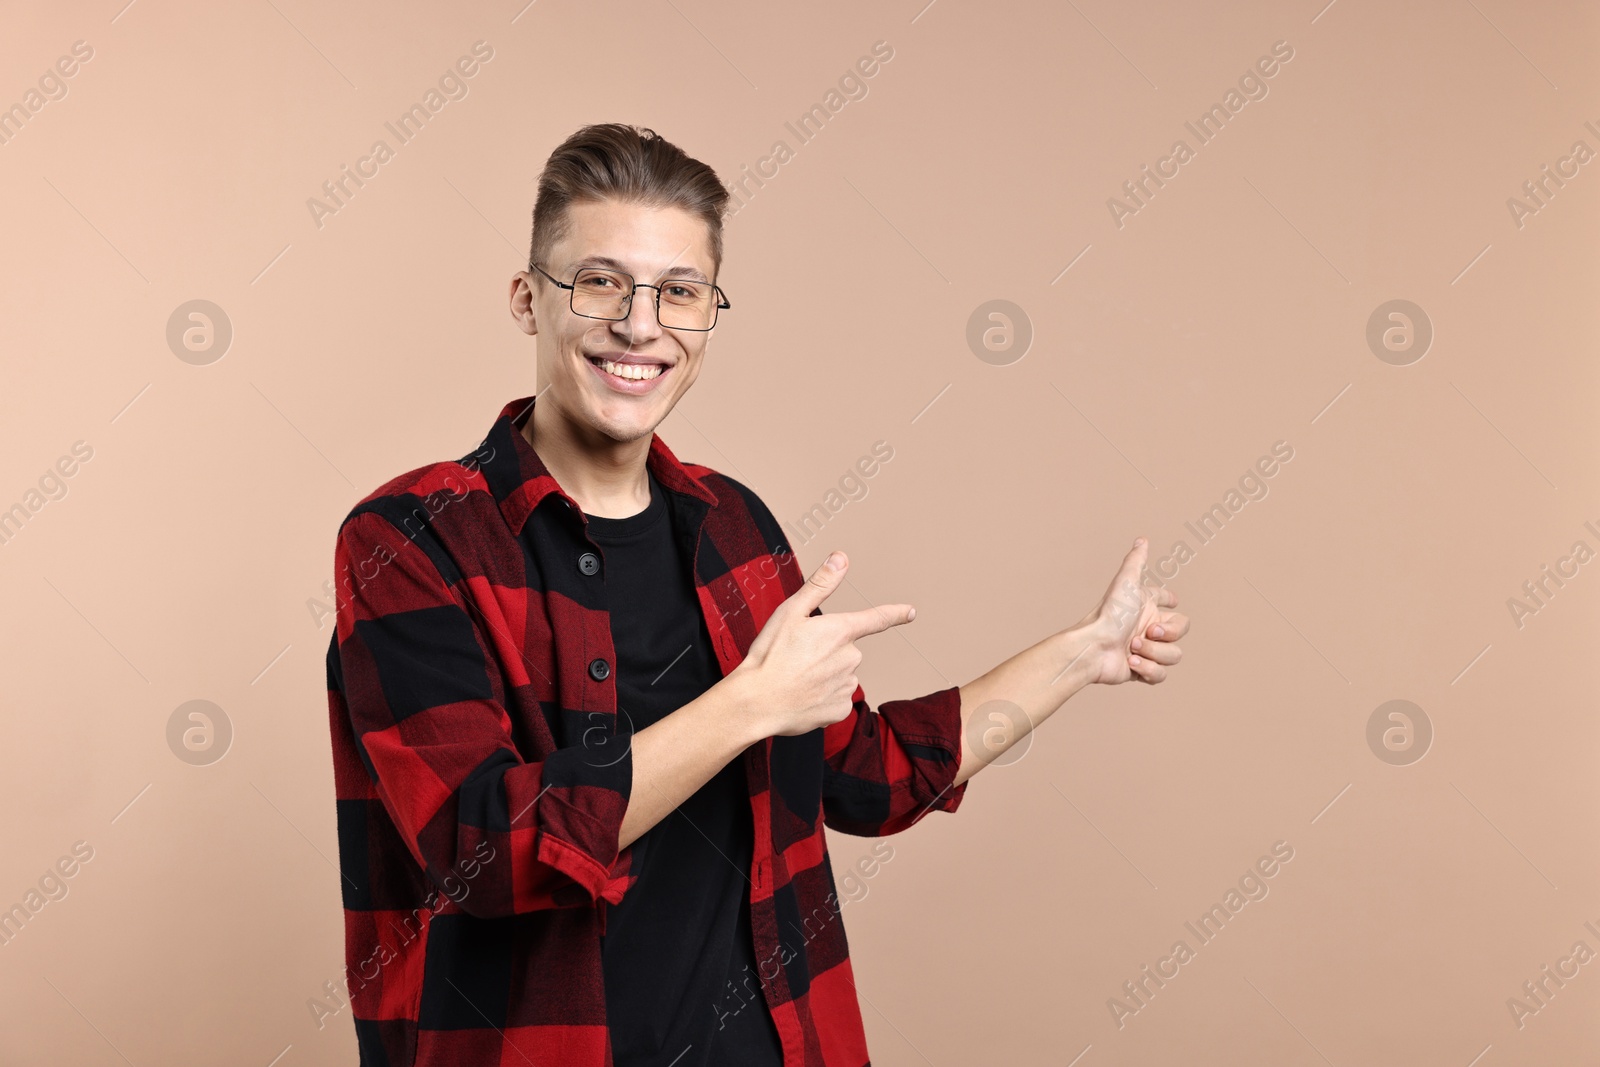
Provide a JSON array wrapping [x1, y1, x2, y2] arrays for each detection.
[[523, 394, 653, 519]]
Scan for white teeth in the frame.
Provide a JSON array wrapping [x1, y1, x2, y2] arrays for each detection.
[[599, 359, 663, 381]]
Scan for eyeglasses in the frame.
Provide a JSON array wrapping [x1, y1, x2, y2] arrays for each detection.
[[530, 262, 730, 332]]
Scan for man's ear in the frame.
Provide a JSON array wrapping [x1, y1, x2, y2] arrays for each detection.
[[509, 271, 539, 336]]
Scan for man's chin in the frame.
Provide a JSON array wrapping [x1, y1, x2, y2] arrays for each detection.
[[581, 398, 667, 445]]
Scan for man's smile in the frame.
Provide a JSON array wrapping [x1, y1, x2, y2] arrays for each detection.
[[585, 351, 674, 392]]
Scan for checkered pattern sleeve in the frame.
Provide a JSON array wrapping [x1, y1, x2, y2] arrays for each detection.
[[819, 678, 969, 837], [752, 533, 969, 838], [331, 508, 633, 915]]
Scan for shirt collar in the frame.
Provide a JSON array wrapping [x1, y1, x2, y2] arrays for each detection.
[[476, 394, 719, 534]]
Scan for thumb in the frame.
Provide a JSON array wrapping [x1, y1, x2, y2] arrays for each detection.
[[1107, 538, 1150, 623], [785, 550, 849, 618], [1121, 537, 1149, 576]]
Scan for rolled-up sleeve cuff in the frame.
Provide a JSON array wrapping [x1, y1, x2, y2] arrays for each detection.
[[880, 684, 969, 819], [533, 743, 633, 903]]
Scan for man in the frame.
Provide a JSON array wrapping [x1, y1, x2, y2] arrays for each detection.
[[325, 123, 1188, 1067]]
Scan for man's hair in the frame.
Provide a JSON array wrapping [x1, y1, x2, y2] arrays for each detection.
[[528, 123, 730, 283]]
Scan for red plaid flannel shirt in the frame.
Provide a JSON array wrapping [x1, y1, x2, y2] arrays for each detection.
[[325, 395, 969, 1067]]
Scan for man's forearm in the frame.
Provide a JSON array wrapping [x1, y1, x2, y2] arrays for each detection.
[[614, 620, 1098, 849], [615, 674, 763, 851], [953, 623, 1100, 787]]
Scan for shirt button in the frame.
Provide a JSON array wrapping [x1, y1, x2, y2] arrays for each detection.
[[578, 552, 600, 576], [588, 657, 611, 681]]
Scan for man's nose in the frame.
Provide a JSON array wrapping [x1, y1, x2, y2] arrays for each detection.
[[615, 285, 663, 342]]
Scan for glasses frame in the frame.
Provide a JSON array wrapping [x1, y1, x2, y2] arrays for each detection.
[[530, 262, 730, 332]]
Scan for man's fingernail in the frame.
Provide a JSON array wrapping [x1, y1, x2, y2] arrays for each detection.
[[825, 552, 843, 570], [1152, 626, 1164, 638], [907, 607, 916, 621]]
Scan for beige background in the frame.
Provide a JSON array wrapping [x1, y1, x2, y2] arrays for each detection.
[[2, 0, 1596, 1063]]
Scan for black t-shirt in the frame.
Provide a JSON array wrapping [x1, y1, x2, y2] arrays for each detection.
[[586, 468, 785, 1067]]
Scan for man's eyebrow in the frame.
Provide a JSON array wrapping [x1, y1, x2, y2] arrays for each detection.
[[569, 255, 711, 285]]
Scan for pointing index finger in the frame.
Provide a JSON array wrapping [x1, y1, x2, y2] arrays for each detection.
[[834, 603, 917, 641]]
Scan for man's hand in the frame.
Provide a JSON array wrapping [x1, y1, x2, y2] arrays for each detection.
[[728, 550, 916, 738], [1078, 538, 1189, 686]]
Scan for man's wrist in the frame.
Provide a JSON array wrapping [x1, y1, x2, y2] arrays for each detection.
[[709, 666, 771, 749], [1050, 620, 1108, 690]]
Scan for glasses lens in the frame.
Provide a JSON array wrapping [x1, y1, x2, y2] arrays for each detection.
[[568, 268, 719, 329], [657, 280, 716, 330], [571, 268, 631, 320]]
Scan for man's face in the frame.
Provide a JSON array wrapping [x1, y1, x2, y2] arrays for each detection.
[[513, 198, 718, 445]]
